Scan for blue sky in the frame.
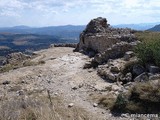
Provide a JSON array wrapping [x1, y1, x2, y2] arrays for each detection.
[[0, 0, 160, 27]]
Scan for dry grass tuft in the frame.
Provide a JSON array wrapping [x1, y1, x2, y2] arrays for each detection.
[[0, 91, 95, 120], [0, 60, 45, 73], [89, 93, 117, 110], [111, 79, 160, 114]]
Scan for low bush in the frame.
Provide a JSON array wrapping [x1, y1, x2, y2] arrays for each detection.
[[135, 31, 160, 66], [135, 40, 160, 66], [111, 80, 160, 114], [112, 94, 128, 113]]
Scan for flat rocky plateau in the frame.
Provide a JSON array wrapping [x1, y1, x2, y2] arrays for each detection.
[[0, 47, 130, 120]]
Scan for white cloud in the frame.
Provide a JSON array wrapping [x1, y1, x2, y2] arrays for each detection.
[[0, 9, 20, 17], [0, 0, 160, 26]]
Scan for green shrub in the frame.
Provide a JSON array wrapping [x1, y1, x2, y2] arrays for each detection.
[[135, 32, 160, 66], [111, 94, 128, 113]]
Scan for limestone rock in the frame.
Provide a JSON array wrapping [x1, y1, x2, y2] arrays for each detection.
[[132, 64, 145, 76], [68, 103, 74, 107], [92, 41, 136, 64], [134, 73, 149, 82], [124, 51, 134, 61], [83, 17, 109, 34], [17, 90, 24, 96], [83, 62, 92, 69], [97, 57, 138, 82], [148, 65, 160, 74], [2, 80, 10, 85], [111, 84, 122, 92], [108, 73, 116, 81], [110, 66, 120, 73], [93, 103, 98, 107], [149, 74, 160, 80], [76, 17, 137, 53], [125, 72, 132, 82]]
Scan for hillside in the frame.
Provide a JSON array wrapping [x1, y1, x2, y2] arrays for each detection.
[[0, 25, 85, 39], [148, 24, 160, 31], [0, 33, 79, 57]]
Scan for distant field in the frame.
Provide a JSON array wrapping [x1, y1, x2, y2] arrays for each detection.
[[0, 46, 10, 50], [0, 33, 79, 56], [135, 31, 160, 42]]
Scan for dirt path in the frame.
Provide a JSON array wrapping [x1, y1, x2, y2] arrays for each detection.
[[0, 47, 127, 120]]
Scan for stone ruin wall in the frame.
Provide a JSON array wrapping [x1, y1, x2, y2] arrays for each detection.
[[76, 17, 135, 54], [78, 34, 120, 53]]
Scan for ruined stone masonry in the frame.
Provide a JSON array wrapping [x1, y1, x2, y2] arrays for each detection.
[[76, 17, 137, 54], [76, 17, 138, 64]]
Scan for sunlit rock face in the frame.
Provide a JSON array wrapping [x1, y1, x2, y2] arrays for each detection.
[[76, 17, 136, 53]]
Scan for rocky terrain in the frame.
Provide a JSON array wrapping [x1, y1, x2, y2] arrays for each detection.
[[0, 47, 130, 120], [76, 17, 160, 83], [0, 17, 160, 120]]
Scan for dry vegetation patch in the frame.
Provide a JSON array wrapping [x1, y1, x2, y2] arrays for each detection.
[[111, 80, 160, 114], [0, 60, 45, 73], [0, 91, 95, 120], [89, 92, 117, 110]]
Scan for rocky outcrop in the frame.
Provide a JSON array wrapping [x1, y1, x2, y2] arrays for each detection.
[[97, 57, 139, 83], [76, 17, 137, 53], [92, 41, 139, 65], [97, 55, 160, 83], [78, 17, 160, 84], [4, 52, 31, 65]]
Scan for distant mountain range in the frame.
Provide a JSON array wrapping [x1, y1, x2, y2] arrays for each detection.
[[147, 24, 160, 31], [113, 22, 160, 30], [0, 25, 85, 57], [0, 22, 159, 37], [0, 23, 159, 57], [0, 25, 86, 39]]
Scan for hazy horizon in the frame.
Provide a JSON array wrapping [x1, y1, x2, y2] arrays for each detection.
[[1, 22, 160, 28], [0, 0, 160, 27]]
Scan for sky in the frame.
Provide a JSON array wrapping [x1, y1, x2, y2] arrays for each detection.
[[0, 0, 160, 27]]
